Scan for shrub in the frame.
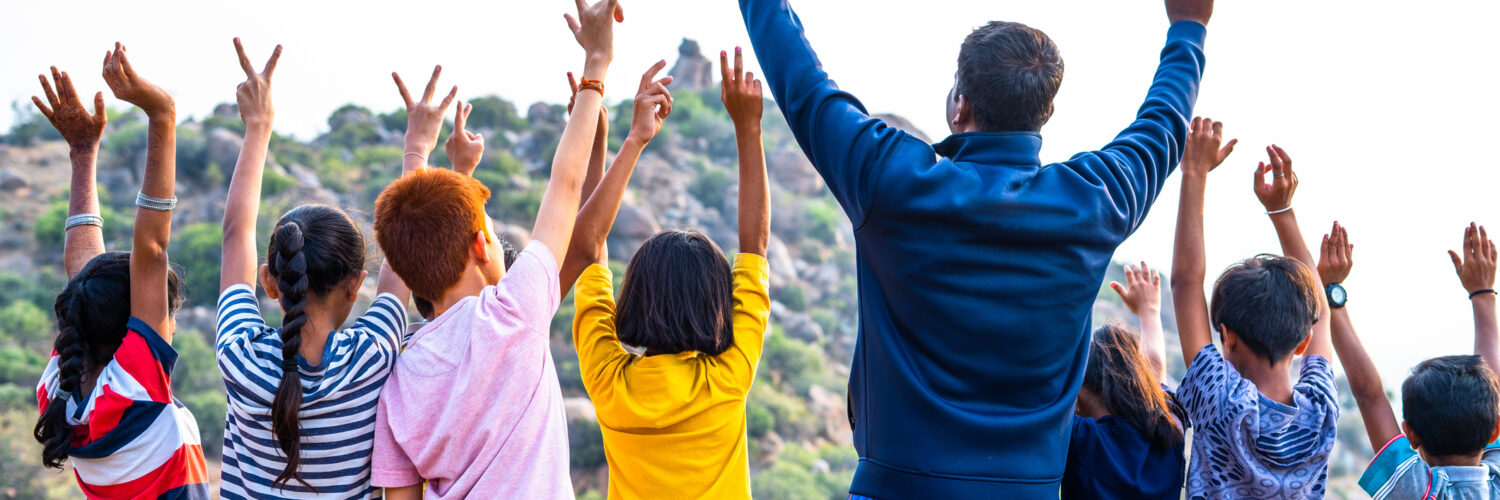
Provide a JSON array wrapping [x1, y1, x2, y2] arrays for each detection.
[[806, 200, 843, 245], [568, 416, 606, 469], [0, 301, 52, 348], [167, 223, 224, 307], [747, 398, 775, 437], [0, 346, 47, 386], [689, 167, 734, 212], [775, 284, 808, 312], [467, 96, 526, 132], [262, 167, 296, 196], [752, 461, 822, 500]]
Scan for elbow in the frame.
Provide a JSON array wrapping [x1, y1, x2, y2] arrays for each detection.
[[1169, 273, 1203, 294]]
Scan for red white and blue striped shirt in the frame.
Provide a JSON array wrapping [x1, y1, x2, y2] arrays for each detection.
[[36, 317, 211, 499]]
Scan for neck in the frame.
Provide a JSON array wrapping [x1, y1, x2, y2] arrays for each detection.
[[1238, 356, 1297, 405], [295, 308, 338, 366], [432, 269, 490, 318], [1426, 452, 1485, 467]]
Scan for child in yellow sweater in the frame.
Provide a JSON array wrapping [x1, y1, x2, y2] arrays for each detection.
[[558, 48, 771, 499]]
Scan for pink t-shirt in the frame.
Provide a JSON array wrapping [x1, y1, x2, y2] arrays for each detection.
[[371, 242, 573, 499]]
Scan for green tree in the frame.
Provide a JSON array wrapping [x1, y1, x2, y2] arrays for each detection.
[[167, 223, 223, 307], [0, 301, 52, 348]]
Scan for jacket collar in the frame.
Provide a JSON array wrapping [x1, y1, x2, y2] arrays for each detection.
[[934, 131, 1044, 167]]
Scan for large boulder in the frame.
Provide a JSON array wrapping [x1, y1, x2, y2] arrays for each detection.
[[206, 128, 245, 173], [807, 385, 853, 446], [767, 150, 823, 195], [668, 39, 716, 91], [615, 202, 660, 241], [0, 169, 28, 190]]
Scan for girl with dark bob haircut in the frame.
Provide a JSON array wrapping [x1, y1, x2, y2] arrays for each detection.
[[559, 52, 775, 498]]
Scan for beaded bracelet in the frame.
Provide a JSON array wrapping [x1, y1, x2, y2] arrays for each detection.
[[136, 191, 178, 212], [576, 78, 604, 97], [64, 214, 104, 231]]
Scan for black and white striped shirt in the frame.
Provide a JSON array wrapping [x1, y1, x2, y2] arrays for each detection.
[[216, 284, 407, 499]]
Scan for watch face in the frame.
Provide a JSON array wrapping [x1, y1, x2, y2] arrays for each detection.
[[1329, 285, 1347, 305]]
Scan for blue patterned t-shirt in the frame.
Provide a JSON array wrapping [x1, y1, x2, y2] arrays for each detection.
[[1177, 344, 1340, 499]]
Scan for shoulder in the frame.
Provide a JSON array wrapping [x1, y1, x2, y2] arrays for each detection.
[[1359, 435, 1429, 498], [1295, 355, 1339, 400]]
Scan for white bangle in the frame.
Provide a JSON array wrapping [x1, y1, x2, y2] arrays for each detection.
[[1265, 206, 1292, 215], [404, 152, 427, 161], [135, 191, 177, 212], [64, 214, 103, 231]]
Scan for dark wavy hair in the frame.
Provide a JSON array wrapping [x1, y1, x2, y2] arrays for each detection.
[[1402, 355, 1500, 456], [1083, 325, 1183, 450], [616, 229, 733, 356], [957, 21, 1064, 132], [265, 205, 365, 491], [1209, 254, 1321, 362], [35, 251, 183, 469]]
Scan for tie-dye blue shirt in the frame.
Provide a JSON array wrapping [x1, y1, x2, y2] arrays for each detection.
[[1177, 344, 1340, 499]]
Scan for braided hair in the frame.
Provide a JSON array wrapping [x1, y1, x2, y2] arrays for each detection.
[[265, 205, 364, 491], [35, 252, 183, 468]]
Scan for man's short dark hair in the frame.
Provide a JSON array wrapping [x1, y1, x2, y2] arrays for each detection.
[[1403, 355, 1500, 456], [1209, 255, 1320, 362], [957, 21, 1064, 132]]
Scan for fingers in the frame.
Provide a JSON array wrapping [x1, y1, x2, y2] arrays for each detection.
[[564, 13, 582, 37], [31, 96, 53, 119], [735, 46, 744, 83], [93, 91, 106, 122], [453, 100, 468, 132], [1272, 144, 1293, 177], [116, 43, 136, 79], [1320, 233, 1331, 264], [234, 38, 256, 78], [1211, 120, 1223, 139], [1151, 269, 1160, 287], [568, 72, 579, 94], [1452, 250, 1465, 275], [58, 70, 81, 105], [720, 50, 731, 88], [438, 85, 458, 112], [422, 65, 442, 102], [614, 2, 625, 22], [263, 44, 283, 78], [393, 72, 413, 107], [574, 0, 587, 14], [1109, 281, 1127, 300], [641, 59, 667, 93], [38, 73, 60, 108], [1253, 161, 1268, 194], [1266, 145, 1284, 178]]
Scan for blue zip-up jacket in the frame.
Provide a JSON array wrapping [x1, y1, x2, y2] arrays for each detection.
[[738, 1, 1206, 497]]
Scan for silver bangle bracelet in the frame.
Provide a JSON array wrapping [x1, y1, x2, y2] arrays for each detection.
[[404, 152, 427, 160], [136, 191, 178, 212], [64, 214, 104, 231], [1265, 206, 1292, 215]]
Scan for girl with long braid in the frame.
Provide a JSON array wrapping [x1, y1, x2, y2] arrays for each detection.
[[214, 40, 411, 498], [33, 44, 212, 498]]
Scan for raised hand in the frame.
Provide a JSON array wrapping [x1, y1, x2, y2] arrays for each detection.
[[33, 67, 106, 151], [565, 0, 624, 65], [1165, 0, 1213, 26], [234, 38, 281, 129], [720, 47, 763, 129], [1253, 145, 1297, 213], [1450, 223, 1497, 295], [445, 101, 484, 176], [1109, 262, 1161, 317], [1318, 222, 1353, 285], [1179, 116, 1235, 179], [102, 43, 174, 118], [628, 60, 673, 145], [393, 65, 458, 161]]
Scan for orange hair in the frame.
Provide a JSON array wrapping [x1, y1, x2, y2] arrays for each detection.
[[373, 168, 491, 302]]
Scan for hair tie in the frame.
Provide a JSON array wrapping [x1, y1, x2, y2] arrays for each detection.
[[281, 357, 298, 371]]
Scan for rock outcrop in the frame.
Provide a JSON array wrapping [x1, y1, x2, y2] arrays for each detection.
[[668, 39, 715, 91]]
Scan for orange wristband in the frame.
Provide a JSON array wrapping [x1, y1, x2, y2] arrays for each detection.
[[576, 78, 604, 97]]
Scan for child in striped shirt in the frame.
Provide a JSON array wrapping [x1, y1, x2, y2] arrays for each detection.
[[33, 45, 212, 499], [214, 40, 411, 498], [562, 49, 772, 499]]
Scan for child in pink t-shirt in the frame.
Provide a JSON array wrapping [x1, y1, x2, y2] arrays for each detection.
[[368, 2, 623, 498]]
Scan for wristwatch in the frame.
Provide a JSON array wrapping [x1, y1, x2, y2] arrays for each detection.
[[1326, 283, 1347, 309]]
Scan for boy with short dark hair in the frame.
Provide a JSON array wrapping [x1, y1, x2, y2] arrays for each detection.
[[1171, 117, 1341, 498], [1334, 222, 1500, 499]]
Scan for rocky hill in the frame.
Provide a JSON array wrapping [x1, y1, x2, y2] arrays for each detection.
[[0, 41, 1375, 499]]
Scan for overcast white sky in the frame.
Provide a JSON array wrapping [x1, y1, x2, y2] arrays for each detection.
[[4, 0, 1499, 385]]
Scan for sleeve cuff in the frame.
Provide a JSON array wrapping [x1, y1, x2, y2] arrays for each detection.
[[733, 253, 771, 275], [371, 468, 423, 488], [1168, 20, 1208, 47]]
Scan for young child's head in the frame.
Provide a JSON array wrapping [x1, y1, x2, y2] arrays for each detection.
[[37, 251, 183, 469], [1401, 355, 1500, 463], [1209, 254, 1321, 365], [1080, 324, 1183, 449], [260, 204, 366, 489], [617, 229, 733, 356], [374, 168, 501, 307], [414, 237, 517, 320]]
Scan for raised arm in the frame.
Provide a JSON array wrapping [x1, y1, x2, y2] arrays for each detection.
[[723, 47, 769, 257], [1111, 262, 1166, 379], [1254, 145, 1332, 361], [737, 0, 913, 226], [566, 72, 610, 199], [558, 61, 672, 298], [1171, 117, 1234, 367], [532, 0, 618, 266], [32, 67, 108, 278], [103, 43, 177, 340], [1089, 0, 1212, 232], [384, 67, 463, 302], [221, 39, 281, 291], [1450, 223, 1499, 371], [1320, 223, 1399, 451]]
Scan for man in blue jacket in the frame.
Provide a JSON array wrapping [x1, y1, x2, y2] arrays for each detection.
[[737, 0, 1214, 497]]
